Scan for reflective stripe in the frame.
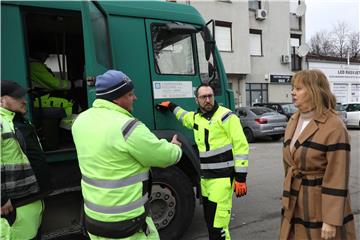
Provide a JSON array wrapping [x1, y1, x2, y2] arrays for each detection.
[[201, 160, 234, 170], [84, 194, 148, 214], [1, 163, 33, 171], [82, 172, 149, 189], [199, 144, 232, 158], [235, 167, 248, 173], [4, 175, 38, 189], [221, 111, 233, 123], [234, 154, 248, 160], [122, 119, 140, 140], [173, 106, 181, 116], [179, 111, 187, 122]]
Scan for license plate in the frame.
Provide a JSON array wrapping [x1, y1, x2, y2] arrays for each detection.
[[274, 127, 284, 131]]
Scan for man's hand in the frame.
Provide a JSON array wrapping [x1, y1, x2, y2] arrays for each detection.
[[234, 181, 247, 197], [1, 199, 13, 216], [156, 101, 171, 112], [321, 222, 336, 239], [171, 134, 182, 148]]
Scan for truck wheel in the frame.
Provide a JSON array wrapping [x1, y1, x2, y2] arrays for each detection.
[[243, 128, 254, 143], [151, 166, 195, 240]]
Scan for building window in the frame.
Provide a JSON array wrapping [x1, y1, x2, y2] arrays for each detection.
[[215, 21, 232, 52], [249, 29, 262, 56], [246, 83, 268, 106], [248, 0, 261, 10], [290, 34, 302, 71]]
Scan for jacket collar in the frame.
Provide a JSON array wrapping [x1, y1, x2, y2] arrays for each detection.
[[0, 107, 15, 121], [197, 102, 219, 120], [92, 99, 133, 118], [284, 109, 332, 148]]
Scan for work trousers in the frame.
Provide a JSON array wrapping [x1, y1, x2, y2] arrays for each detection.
[[1, 200, 44, 240], [88, 216, 159, 240], [201, 177, 233, 240]]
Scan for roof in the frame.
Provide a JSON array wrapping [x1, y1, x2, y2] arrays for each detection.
[[3, 1, 205, 26], [306, 54, 360, 64]]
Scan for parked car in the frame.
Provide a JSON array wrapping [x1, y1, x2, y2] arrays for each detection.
[[342, 102, 360, 128], [235, 107, 287, 143], [335, 103, 347, 125], [253, 102, 297, 120]]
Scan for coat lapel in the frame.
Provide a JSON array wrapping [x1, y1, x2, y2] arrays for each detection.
[[293, 110, 329, 151]]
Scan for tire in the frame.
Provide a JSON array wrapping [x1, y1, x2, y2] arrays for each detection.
[[243, 128, 254, 143], [271, 134, 283, 141], [151, 166, 195, 240]]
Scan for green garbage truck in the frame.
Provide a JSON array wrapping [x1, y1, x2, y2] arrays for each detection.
[[1, 1, 235, 239]]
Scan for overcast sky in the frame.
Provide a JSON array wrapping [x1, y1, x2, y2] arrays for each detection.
[[305, 0, 360, 42]]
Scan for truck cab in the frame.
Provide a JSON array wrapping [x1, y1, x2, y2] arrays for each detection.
[[1, 1, 234, 239]]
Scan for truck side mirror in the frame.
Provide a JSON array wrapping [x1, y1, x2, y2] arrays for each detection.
[[203, 27, 213, 61]]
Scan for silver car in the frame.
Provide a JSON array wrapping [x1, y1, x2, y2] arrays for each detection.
[[236, 107, 287, 143]]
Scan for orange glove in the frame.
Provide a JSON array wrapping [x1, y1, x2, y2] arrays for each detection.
[[156, 101, 171, 112], [234, 181, 247, 197]]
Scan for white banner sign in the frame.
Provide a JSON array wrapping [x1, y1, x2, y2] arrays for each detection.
[[153, 81, 193, 99]]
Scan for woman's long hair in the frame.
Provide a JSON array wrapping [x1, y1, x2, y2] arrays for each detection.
[[291, 69, 336, 115]]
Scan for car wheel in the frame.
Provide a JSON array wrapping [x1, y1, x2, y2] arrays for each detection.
[[271, 134, 283, 141], [243, 128, 254, 143], [151, 166, 195, 240]]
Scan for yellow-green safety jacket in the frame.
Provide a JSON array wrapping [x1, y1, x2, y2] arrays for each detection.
[[170, 103, 249, 181], [71, 99, 182, 238], [0, 107, 39, 206], [33, 94, 73, 118], [30, 62, 71, 90]]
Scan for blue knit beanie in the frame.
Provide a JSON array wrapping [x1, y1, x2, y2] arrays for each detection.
[[95, 70, 134, 101]]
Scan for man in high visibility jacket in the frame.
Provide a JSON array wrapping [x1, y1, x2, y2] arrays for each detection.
[[1, 80, 50, 240], [30, 52, 71, 91], [72, 70, 182, 240], [30, 52, 80, 131], [157, 84, 249, 240]]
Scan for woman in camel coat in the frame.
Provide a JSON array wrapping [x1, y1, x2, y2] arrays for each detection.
[[279, 69, 356, 240]]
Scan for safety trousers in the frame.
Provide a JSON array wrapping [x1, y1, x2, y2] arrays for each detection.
[[201, 177, 233, 240], [1, 200, 44, 240], [88, 216, 159, 240]]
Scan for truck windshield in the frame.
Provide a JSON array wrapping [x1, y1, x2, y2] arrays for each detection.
[[151, 24, 221, 95]]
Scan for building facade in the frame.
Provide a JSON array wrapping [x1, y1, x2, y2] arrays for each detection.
[[186, 0, 306, 107], [306, 55, 360, 104]]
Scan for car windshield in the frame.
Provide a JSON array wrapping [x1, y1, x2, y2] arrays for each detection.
[[281, 103, 297, 114], [250, 107, 275, 115]]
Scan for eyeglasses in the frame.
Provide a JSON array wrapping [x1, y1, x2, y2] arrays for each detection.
[[197, 94, 214, 101]]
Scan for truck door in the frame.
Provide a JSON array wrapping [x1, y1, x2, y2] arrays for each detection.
[[80, 1, 112, 105], [146, 20, 227, 138], [146, 20, 201, 138]]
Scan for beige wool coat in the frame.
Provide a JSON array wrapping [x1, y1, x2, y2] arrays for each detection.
[[280, 110, 356, 240]]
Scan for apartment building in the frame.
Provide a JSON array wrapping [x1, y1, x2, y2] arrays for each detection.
[[187, 0, 306, 107]]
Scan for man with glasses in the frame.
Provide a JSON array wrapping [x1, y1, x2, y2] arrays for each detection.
[[157, 83, 249, 240]]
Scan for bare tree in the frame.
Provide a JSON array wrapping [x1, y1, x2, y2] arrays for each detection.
[[309, 31, 334, 55], [331, 22, 349, 58], [348, 31, 360, 58], [308, 21, 360, 60]]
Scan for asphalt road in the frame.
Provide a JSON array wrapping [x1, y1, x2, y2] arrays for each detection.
[[182, 129, 360, 240]]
